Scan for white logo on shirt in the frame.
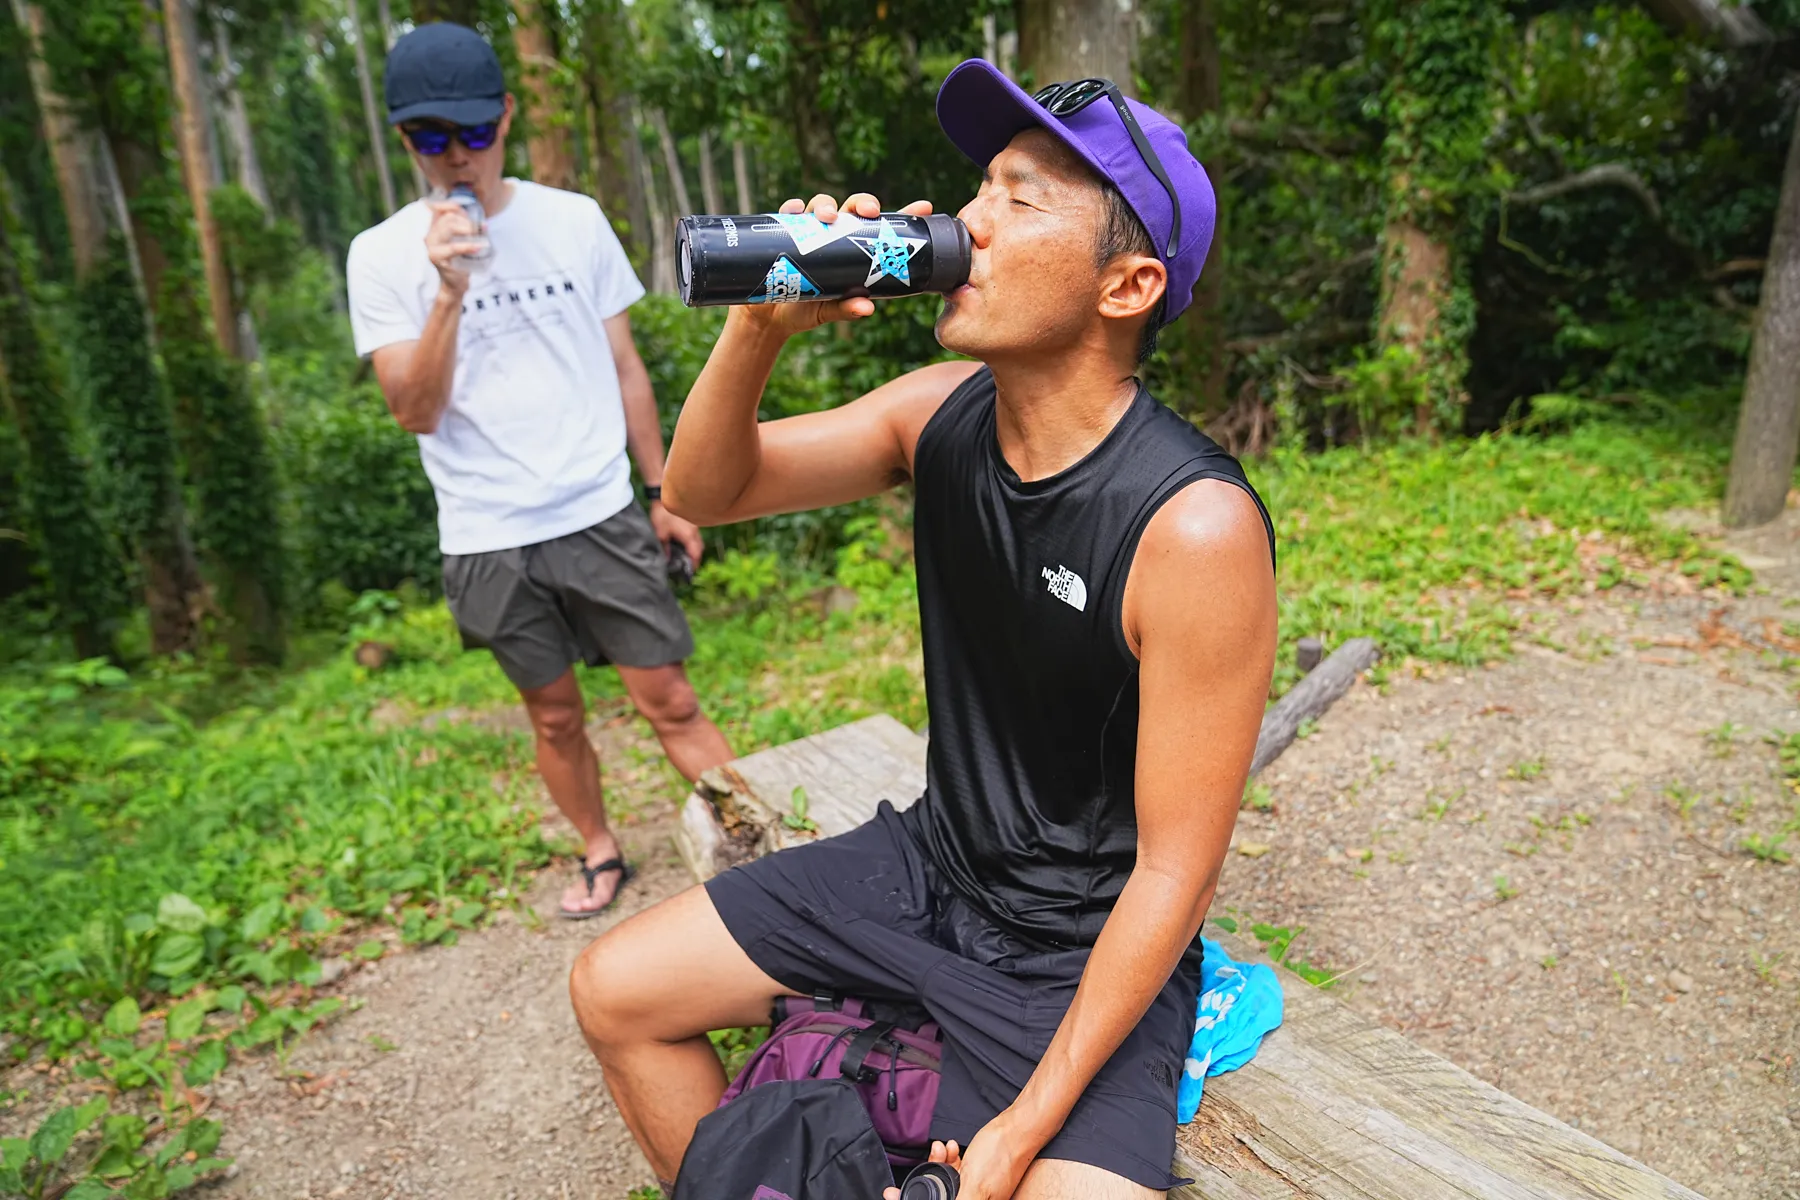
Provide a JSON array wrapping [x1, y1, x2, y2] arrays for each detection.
[[1042, 565, 1087, 612]]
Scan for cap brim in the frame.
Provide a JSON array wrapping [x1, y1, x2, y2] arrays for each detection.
[[936, 60, 1114, 196], [388, 95, 504, 126]]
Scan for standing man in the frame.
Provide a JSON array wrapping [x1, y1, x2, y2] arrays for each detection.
[[346, 22, 733, 919], [570, 62, 1277, 1199]]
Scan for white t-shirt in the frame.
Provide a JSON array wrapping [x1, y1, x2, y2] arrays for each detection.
[[346, 180, 647, 555]]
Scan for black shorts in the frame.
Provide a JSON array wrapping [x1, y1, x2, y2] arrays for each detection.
[[441, 505, 694, 691], [705, 802, 1200, 1191]]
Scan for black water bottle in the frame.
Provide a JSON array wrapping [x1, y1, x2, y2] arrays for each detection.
[[676, 212, 970, 307], [898, 1163, 959, 1200]]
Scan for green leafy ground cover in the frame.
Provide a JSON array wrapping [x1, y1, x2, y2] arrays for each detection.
[[0, 419, 1750, 1194]]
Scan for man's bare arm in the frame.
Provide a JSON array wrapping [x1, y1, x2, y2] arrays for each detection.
[[663, 325, 976, 525], [607, 311, 667, 485], [369, 201, 485, 435], [951, 480, 1277, 1199]]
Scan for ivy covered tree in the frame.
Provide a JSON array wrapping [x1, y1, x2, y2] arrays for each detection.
[[0, 173, 126, 660], [41, 0, 287, 662]]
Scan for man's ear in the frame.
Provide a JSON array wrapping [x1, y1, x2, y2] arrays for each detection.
[[498, 93, 517, 136], [1098, 254, 1167, 326]]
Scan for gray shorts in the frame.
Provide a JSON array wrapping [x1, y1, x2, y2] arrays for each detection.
[[442, 505, 695, 692]]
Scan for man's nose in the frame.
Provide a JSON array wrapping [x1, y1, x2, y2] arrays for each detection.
[[958, 197, 992, 247]]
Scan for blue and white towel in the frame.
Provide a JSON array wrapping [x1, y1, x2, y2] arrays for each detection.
[[1177, 936, 1285, 1123]]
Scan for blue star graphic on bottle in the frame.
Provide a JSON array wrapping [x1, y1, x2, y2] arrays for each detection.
[[850, 219, 927, 288]]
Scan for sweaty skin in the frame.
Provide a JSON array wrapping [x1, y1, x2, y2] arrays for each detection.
[[574, 130, 1275, 1200]]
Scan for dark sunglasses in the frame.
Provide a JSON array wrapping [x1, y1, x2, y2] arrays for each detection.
[[401, 121, 499, 156], [1032, 78, 1181, 260]]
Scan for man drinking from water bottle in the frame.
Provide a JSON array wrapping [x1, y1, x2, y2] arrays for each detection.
[[345, 21, 733, 919], [571, 60, 1277, 1199]]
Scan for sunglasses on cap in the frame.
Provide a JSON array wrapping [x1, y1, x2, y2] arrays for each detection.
[[1031, 78, 1182, 260], [400, 121, 499, 156]]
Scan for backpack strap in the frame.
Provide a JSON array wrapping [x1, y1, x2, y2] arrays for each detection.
[[837, 1021, 898, 1084]]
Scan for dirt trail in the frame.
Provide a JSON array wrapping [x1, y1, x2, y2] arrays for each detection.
[[12, 515, 1800, 1200]]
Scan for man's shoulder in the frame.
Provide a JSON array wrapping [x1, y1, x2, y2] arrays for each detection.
[[348, 200, 433, 266]]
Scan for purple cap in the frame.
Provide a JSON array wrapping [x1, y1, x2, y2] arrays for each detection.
[[935, 59, 1216, 325]]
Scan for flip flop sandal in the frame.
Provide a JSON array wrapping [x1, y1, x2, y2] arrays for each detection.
[[558, 856, 637, 921]]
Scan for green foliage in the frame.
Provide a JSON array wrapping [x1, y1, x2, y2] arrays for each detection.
[[0, 177, 126, 659], [71, 234, 192, 578]]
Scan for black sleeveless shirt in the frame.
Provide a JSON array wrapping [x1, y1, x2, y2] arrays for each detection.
[[903, 366, 1275, 950]]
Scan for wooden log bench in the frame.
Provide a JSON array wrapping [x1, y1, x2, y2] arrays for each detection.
[[674, 712, 1705, 1200]]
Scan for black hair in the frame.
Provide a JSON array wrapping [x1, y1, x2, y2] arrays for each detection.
[[1093, 183, 1167, 366]]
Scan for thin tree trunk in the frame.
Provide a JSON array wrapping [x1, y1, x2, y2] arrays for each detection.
[[162, 0, 239, 358], [1724, 112, 1800, 528], [732, 139, 752, 213], [698, 129, 724, 215], [650, 107, 693, 217], [374, 0, 426, 200], [781, 0, 846, 194], [346, 0, 397, 215], [637, 107, 675, 293], [1017, 0, 1138, 94], [12, 1, 107, 274], [411, 0, 480, 22], [511, 0, 577, 190], [1175, 0, 1226, 419], [213, 22, 270, 208], [579, 0, 647, 265]]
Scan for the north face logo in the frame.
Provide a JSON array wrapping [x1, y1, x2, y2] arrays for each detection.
[[1042, 565, 1087, 612]]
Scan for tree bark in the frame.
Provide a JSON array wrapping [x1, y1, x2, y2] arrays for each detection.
[[13, 1, 108, 275], [372, 0, 427, 200], [1016, 0, 1138, 94], [637, 105, 676, 293], [511, 0, 577, 191], [732, 139, 753, 213], [578, 0, 647, 266], [1724, 112, 1800, 528], [698, 129, 724, 215], [345, 0, 397, 215], [1639, 0, 1770, 47], [650, 107, 693, 217], [411, 0, 481, 23], [781, 0, 846, 194], [163, 0, 239, 359], [1172, 0, 1226, 420], [213, 22, 270, 208]]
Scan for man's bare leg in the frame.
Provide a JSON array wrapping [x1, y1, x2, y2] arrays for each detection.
[[518, 669, 626, 914], [1013, 1159, 1157, 1200], [570, 885, 797, 1181], [615, 662, 733, 782]]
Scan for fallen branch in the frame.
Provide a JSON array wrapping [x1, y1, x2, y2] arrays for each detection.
[[1251, 637, 1381, 776]]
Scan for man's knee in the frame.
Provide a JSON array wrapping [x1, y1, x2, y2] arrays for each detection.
[[525, 692, 587, 747], [569, 932, 644, 1046], [634, 669, 702, 731]]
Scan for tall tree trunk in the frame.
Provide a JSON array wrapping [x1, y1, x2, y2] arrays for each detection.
[[411, 0, 481, 23], [1017, 0, 1138, 94], [346, 0, 397, 215], [213, 22, 269, 208], [0, 175, 123, 660], [1172, 0, 1226, 420], [1724, 113, 1800, 528], [511, 0, 577, 191], [650, 107, 693, 216], [163, 0, 239, 359], [1369, 0, 1501, 435], [637, 107, 675, 293], [579, 0, 648, 267], [14, 0, 203, 652], [732, 139, 752, 213], [781, 0, 846, 194], [374, 0, 426, 200], [698, 129, 724, 215]]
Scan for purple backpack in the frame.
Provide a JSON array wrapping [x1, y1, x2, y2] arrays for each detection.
[[720, 993, 943, 1167]]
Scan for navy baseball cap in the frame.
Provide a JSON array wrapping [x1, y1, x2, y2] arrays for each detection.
[[385, 22, 505, 126], [935, 59, 1217, 324]]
